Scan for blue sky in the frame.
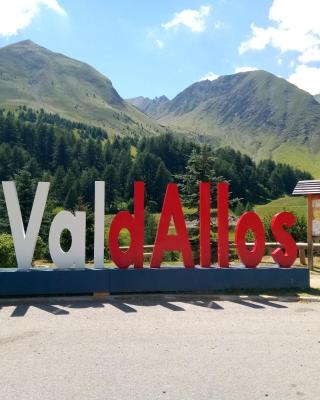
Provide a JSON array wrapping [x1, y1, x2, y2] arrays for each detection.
[[1, 0, 320, 98]]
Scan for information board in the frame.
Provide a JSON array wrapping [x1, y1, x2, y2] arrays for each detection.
[[312, 196, 320, 236]]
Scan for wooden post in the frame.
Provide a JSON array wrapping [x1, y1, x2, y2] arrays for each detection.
[[307, 195, 314, 270], [93, 292, 110, 300]]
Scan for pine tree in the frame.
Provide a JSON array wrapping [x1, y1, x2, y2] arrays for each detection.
[[64, 186, 78, 209], [52, 135, 70, 169], [177, 146, 223, 211], [14, 169, 37, 228], [118, 149, 132, 197], [152, 162, 172, 209], [104, 165, 118, 212], [51, 166, 65, 202]]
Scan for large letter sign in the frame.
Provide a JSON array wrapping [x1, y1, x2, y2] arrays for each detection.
[[108, 182, 144, 269], [150, 184, 194, 268], [94, 181, 105, 268], [2, 181, 49, 269], [271, 212, 297, 267], [235, 212, 266, 268], [1, 180, 298, 269], [49, 210, 86, 268], [217, 182, 229, 268], [199, 182, 211, 267]]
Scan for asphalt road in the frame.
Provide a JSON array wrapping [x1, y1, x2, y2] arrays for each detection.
[[0, 295, 319, 400]]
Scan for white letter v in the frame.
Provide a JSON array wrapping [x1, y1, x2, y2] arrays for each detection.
[[2, 181, 49, 269]]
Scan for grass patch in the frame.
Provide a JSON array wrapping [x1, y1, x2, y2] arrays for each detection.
[[254, 196, 307, 219], [272, 143, 320, 178]]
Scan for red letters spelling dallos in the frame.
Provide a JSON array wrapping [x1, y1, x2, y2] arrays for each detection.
[[108, 182, 297, 269]]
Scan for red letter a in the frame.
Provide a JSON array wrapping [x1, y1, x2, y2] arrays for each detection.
[[109, 182, 144, 269], [150, 184, 194, 268]]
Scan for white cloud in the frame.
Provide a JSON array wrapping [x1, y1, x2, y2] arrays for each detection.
[[155, 39, 164, 48], [0, 0, 67, 37], [162, 5, 211, 33], [239, 24, 272, 54], [288, 65, 320, 95], [299, 48, 320, 64], [238, 0, 320, 63], [234, 66, 258, 73], [200, 71, 219, 81]]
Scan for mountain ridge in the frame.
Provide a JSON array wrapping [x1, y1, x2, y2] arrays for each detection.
[[0, 40, 163, 136], [127, 95, 170, 117], [130, 70, 320, 176]]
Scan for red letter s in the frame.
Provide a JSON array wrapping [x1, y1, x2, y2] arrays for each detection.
[[271, 212, 297, 268]]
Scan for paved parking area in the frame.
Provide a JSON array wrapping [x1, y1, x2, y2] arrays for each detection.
[[0, 296, 319, 400]]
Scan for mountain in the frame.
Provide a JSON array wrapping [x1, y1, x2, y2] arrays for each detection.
[[133, 70, 320, 176], [315, 94, 320, 104], [127, 95, 170, 117], [2, 41, 320, 176], [0, 40, 162, 136]]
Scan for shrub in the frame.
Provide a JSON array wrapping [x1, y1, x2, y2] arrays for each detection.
[[262, 213, 307, 242], [0, 234, 16, 267], [244, 212, 307, 243], [0, 234, 47, 268], [144, 209, 157, 244]]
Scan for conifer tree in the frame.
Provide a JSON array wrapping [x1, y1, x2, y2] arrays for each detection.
[[177, 146, 222, 211], [52, 135, 70, 169]]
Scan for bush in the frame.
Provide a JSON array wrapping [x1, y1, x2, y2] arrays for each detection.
[[163, 251, 180, 262], [244, 212, 307, 243], [0, 234, 47, 268], [0, 234, 16, 267], [190, 236, 218, 265], [262, 213, 307, 242], [144, 209, 157, 244], [34, 236, 47, 261]]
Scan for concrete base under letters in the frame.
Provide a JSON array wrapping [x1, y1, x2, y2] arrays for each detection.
[[0, 265, 310, 296]]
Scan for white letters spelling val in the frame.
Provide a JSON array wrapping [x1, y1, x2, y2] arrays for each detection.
[[2, 181, 49, 270], [49, 210, 86, 268]]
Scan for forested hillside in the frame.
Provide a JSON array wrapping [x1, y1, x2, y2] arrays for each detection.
[[0, 106, 311, 217], [0, 106, 312, 262]]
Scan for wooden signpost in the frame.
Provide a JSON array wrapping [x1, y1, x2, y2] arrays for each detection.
[[293, 180, 320, 269]]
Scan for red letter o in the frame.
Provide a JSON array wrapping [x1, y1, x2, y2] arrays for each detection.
[[235, 212, 266, 268]]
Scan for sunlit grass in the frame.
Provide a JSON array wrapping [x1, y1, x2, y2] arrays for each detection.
[[254, 196, 307, 219]]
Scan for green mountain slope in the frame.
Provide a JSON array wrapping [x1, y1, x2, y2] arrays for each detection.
[[133, 70, 320, 176], [0, 40, 162, 136]]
